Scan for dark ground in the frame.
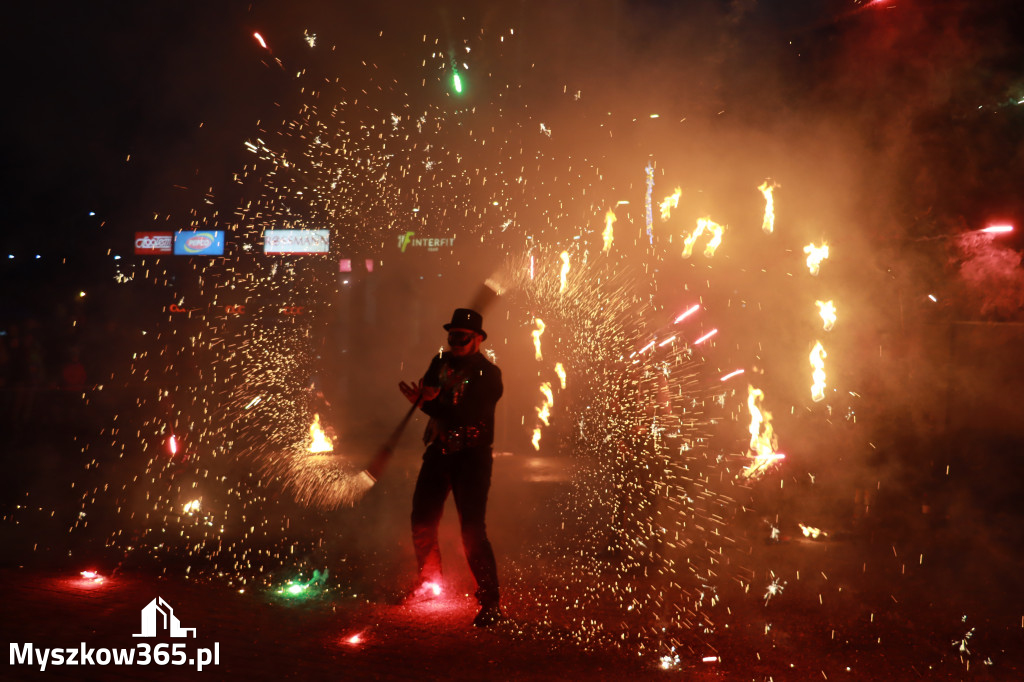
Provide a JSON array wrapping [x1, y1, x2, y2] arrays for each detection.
[[2, 390, 1023, 680]]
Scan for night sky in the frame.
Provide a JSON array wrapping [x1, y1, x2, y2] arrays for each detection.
[[5, 1, 1023, 268]]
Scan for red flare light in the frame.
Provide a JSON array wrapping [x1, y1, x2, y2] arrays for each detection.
[[981, 224, 1013, 234], [694, 329, 718, 345], [674, 304, 700, 324], [253, 32, 268, 49], [719, 369, 744, 382]]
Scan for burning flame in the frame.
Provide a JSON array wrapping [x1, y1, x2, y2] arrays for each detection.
[[659, 187, 682, 220], [815, 300, 836, 331], [532, 318, 545, 360], [183, 499, 201, 514], [540, 381, 554, 408], [559, 251, 570, 293], [531, 428, 542, 451], [743, 385, 784, 478], [308, 413, 334, 453], [682, 217, 725, 258], [799, 523, 827, 539], [757, 180, 778, 234], [536, 381, 555, 427], [810, 342, 827, 402], [554, 362, 567, 389], [602, 210, 616, 253], [804, 242, 829, 275]]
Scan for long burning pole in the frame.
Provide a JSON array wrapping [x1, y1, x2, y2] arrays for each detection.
[[359, 397, 421, 486], [359, 279, 503, 489]]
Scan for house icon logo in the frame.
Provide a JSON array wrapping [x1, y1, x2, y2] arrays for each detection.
[[132, 597, 196, 638]]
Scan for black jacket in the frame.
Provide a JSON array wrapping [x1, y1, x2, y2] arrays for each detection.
[[420, 351, 503, 451]]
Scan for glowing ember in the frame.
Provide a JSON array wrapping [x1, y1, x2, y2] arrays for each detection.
[[682, 217, 725, 258], [674, 304, 700, 324], [554, 362, 567, 389], [644, 164, 655, 244], [602, 209, 616, 253], [804, 242, 829, 275], [757, 180, 778, 234], [308, 413, 334, 453], [253, 32, 268, 50], [815, 300, 837, 331], [659, 187, 682, 220], [810, 341, 827, 402], [764, 576, 786, 604], [559, 251, 571, 293], [532, 318, 545, 360], [743, 386, 784, 478], [719, 368, 745, 382], [693, 329, 718, 345]]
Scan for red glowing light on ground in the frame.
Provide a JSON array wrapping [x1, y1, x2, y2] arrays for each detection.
[[346, 632, 363, 645], [424, 581, 442, 596]]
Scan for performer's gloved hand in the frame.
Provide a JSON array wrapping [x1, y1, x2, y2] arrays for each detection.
[[399, 380, 439, 405]]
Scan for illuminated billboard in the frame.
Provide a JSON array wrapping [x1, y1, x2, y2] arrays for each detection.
[[174, 231, 225, 256], [264, 229, 330, 254], [135, 232, 173, 254]]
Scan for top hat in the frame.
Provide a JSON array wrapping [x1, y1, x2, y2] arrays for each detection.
[[443, 308, 487, 340]]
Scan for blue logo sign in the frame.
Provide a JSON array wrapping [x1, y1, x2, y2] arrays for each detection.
[[174, 231, 225, 256]]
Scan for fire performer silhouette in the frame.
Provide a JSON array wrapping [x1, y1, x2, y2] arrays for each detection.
[[398, 308, 505, 627]]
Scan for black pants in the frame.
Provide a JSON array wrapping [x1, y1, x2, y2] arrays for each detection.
[[411, 442, 499, 607]]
